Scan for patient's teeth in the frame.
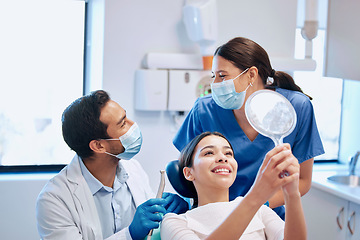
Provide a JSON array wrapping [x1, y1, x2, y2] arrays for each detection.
[[214, 168, 230, 173]]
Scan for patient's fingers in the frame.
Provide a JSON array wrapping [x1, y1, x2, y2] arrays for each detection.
[[274, 153, 298, 171], [267, 149, 292, 169], [250, 144, 300, 201], [280, 172, 299, 185], [275, 154, 299, 179], [260, 144, 286, 173]]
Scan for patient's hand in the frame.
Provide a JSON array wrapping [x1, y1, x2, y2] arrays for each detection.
[[248, 144, 299, 204], [280, 145, 300, 198]]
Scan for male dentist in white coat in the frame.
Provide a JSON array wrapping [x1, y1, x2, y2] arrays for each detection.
[[36, 90, 188, 240]]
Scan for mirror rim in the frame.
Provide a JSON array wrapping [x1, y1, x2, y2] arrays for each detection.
[[244, 89, 297, 142]]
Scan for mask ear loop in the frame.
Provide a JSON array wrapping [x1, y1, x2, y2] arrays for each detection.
[[104, 151, 120, 158], [243, 82, 253, 92]]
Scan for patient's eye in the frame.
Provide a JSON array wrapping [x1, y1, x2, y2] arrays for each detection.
[[225, 150, 233, 156], [204, 150, 214, 156]]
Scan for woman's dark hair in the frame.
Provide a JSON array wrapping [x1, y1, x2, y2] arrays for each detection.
[[62, 90, 111, 159], [179, 131, 234, 207], [214, 37, 311, 99]]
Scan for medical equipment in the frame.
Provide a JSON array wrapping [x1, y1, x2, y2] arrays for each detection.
[[301, 0, 319, 59], [182, 0, 217, 69], [134, 69, 212, 111], [147, 170, 166, 240], [245, 90, 297, 146]]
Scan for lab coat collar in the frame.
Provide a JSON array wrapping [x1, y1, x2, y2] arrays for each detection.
[[66, 154, 85, 184]]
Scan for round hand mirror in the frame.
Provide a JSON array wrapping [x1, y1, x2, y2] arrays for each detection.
[[245, 89, 297, 146]]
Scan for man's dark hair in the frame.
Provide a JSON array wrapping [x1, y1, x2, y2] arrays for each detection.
[[62, 90, 111, 159]]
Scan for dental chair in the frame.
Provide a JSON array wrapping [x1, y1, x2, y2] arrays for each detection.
[[165, 160, 197, 200]]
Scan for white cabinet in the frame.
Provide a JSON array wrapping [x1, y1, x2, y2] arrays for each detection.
[[347, 202, 360, 240], [302, 187, 360, 240]]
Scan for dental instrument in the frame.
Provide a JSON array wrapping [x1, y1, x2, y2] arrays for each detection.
[[147, 170, 166, 240]]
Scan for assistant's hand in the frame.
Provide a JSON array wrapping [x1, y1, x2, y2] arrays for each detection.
[[162, 192, 189, 214], [128, 198, 166, 240]]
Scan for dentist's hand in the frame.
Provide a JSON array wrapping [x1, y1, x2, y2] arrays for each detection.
[[162, 192, 189, 214], [128, 198, 166, 240]]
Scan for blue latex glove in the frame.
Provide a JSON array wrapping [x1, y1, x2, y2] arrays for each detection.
[[162, 192, 189, 214], [128, 198, 166, 240]]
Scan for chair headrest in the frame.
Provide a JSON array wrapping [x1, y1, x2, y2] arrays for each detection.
[[165, 160, 197, 199]]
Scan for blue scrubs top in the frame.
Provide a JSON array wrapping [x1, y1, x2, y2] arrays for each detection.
[[173, 88, 324, 218]]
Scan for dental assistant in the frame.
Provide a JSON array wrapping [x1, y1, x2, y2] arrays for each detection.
[[173, 37, 324, 219], [36, 90, 188, 240]]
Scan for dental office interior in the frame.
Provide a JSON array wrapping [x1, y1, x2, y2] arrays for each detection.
[[0, 0, 360, 239]]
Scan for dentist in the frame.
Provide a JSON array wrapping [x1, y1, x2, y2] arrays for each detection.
[[36, 90, 188, 240]]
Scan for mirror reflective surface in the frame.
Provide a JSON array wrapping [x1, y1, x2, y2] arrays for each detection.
[[245, 89, 297, 146]]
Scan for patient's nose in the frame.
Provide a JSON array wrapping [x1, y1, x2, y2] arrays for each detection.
[[217, 158, 228, 163]]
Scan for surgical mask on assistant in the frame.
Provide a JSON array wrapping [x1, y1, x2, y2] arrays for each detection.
[[104, 122, 142, 160], [211, 68, 251, 110]]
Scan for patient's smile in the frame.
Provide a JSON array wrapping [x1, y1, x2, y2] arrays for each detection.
[[212, 166, 232, 174]]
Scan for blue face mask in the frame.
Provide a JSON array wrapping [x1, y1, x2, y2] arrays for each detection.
[[211, 68, 251, 110], [104, 122, 142, 160]]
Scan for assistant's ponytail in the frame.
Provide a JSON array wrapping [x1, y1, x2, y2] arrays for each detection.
[[266, 70, 312, 100]]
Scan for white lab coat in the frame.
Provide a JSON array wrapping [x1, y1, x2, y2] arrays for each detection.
[[36, 155, 155, 240]]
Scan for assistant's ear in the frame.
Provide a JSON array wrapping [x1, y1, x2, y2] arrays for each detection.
[[248, 66, 258, 82], [89, 139, 106, 154], [183, 167, 195, 181]]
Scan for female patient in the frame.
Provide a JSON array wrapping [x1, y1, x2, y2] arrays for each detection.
[[161, 132, 306, 240]]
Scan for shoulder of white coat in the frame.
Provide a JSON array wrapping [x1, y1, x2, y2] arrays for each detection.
[[37, 165, 70, 198]]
